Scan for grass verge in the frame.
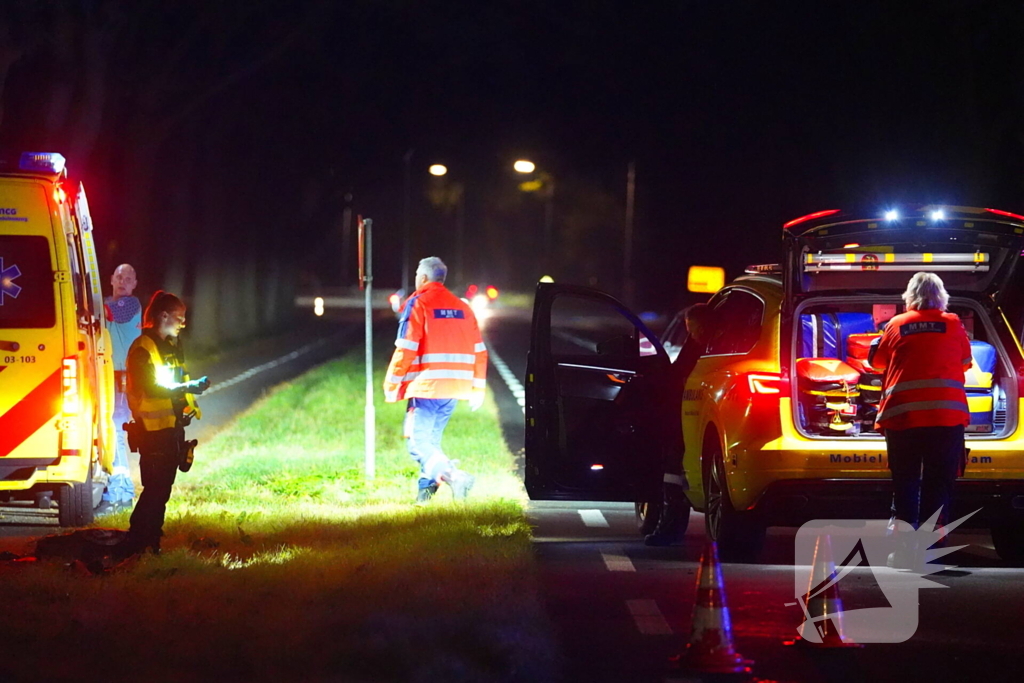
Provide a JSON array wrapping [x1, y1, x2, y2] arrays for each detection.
[[0, 341, 555, 683]]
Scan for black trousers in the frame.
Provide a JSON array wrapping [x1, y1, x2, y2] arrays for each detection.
[[127, 429, 180, 549], [885, 424, 964, 528]]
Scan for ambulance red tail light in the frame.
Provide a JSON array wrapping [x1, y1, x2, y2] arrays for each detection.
[[62, 357, 80, 416], [747, 372, 786, 396]]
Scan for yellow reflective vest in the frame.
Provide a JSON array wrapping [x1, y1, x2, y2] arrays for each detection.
[[127, 333, 200, 431]]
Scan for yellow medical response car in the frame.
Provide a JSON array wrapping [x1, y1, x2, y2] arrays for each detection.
[[0, 152, 115, 526], [526, 206, 1024, 562]]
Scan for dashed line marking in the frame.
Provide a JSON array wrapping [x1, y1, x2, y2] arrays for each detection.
[[579, 509, 609, 528], [203, 339, 328, 396], [602, 550, 636, 572], [626, 599, 673, 635], [487, 345, 526, 414]]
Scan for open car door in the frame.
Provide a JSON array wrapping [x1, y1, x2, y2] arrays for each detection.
[[525, 283, 669, 501]]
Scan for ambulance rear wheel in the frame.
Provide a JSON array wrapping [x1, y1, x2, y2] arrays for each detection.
[[991, 521, 1024, 564], [58, 468, 95, 528], [703, 440, 764, 563]]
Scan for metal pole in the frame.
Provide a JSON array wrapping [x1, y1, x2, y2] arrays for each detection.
[[543, 176, 555, 275], [341, 194, 353, 284], [402, 150, 413, 294], [624, 161, 636, 304], [456, 186, 465, 288], [363, 218, 376, 480]]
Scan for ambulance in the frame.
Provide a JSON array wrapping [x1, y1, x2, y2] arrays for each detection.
[[0, 152, 115, 526], [526, 205, 1024, 562]]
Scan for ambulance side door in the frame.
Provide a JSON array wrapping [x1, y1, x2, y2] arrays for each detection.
[[525, 283, 669, 501]]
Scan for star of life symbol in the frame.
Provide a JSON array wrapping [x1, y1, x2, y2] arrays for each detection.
[[0, 257, 23, 305], [788, 508, 980, 643]]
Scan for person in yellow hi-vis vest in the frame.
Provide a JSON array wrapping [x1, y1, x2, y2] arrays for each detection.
[[120, 291, 208, 556]]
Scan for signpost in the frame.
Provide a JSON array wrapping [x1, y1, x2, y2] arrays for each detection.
[[358, 216, 375, 480]]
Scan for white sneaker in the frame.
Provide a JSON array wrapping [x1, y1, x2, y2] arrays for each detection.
[[446, 469, 475, 501]]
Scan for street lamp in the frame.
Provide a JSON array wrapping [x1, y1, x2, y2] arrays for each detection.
[[513, 159, 536, 174], [514, 160, 554, 273], [429, 164, 448, 177]]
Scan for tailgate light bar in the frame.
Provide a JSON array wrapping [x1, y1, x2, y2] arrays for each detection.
[[804, 252, 990, 273]]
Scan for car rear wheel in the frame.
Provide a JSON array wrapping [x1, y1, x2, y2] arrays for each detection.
[[58, 466, 95, 528], [991, 521, 1024, 564], [703, 439, 765, 563], [635, 499, 661, 535]]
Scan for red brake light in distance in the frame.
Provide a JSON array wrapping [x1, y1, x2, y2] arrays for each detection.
[[783, 209, 841, 230], [985, 208, 1024, 222], [747, 372, 783, 395]]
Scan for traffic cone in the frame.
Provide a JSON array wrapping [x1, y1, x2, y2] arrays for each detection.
[[792, 533, 861, 648], [670, 541, 754, 676]]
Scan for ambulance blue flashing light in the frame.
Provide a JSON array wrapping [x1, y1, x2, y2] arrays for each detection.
[[930, 209, 946, 221], [19, 152, 66, 175], [884, 209, 899, 222]]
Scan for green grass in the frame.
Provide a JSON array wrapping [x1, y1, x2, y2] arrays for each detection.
[[0, 342, 555, 683]]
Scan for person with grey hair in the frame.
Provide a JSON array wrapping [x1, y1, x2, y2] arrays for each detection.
[[384, 257, 488, 503], [870, 272, 973, 567], [96, 264, 142, 515]]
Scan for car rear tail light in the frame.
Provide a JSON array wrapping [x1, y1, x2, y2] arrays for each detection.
[[985, 208, 1024, 222], [62, 356, 79, 416], [783, 209, 841, 230], [747, 372, 786, 396]]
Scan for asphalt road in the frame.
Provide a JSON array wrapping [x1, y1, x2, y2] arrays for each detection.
[[0, 315, 363, 539], [483, 309, 1024, 683]]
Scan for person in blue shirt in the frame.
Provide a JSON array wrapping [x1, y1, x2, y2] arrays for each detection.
[[96, 264, 142, 515]]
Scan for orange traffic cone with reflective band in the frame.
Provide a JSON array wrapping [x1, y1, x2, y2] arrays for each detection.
[[670, 541, 754, 676], [792, 533, 862, 648]]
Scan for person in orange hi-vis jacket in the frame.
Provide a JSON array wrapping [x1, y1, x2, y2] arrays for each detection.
[[870, 272, 973, 566], [384, 256, 487, 503]]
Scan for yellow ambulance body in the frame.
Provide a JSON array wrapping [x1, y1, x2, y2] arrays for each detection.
[[0, 152, 115, 526]]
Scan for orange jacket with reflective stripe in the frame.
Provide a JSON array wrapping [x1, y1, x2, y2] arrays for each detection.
[[383, 281, 487, 402], [872, 309, 972, 431]]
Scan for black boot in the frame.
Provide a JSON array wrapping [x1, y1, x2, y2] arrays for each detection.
[[645, 484, 685, 546], [415, 484, 439, 504]]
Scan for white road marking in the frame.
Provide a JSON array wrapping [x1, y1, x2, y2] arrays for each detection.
[[626, 599, 673, 635], [579, 509, 609, 528], [203, 339, 328, 396], [602, 550, 636, 572], [487, 345, 526, 414]]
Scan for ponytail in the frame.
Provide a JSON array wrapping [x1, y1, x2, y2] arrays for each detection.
[[143, 290, 185, 328]]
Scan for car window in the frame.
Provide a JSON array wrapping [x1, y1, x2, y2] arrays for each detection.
[[550, 294, 638, 357], [661, 311, 688, 362], [703, 289, 764, 356]]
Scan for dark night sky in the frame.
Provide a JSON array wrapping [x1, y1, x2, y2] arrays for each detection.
[[4, 0, 1024, 312]]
